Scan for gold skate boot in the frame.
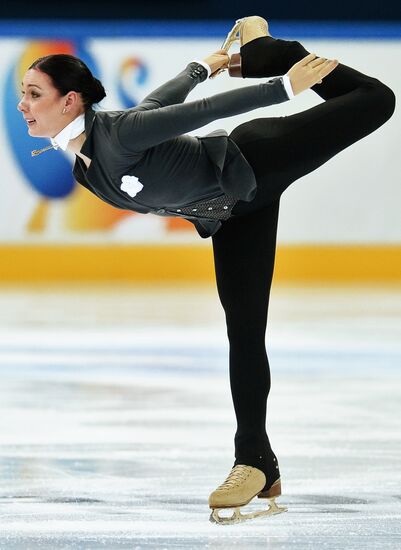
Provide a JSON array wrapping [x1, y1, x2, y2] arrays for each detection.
[[208, 465, 287, 525], [215, 16, 270, 78]]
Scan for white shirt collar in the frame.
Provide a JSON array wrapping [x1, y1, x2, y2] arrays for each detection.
[[50, 113, 86, 151]]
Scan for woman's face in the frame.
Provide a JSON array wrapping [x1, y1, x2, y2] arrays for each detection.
[[17, 68, 68, 138]]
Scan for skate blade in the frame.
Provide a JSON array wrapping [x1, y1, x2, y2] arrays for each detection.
[[210, 20, 242, 79], [210, 18, 245, 79], [220, 19, 243, 51], [209, 498, 288, 525]]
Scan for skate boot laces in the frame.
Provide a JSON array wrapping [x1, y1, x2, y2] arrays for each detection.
[[216, 465, 253, 491]]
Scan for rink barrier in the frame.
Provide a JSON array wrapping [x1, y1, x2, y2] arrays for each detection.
[[1, 20, 401, 39], [0, 245, 400, 283]]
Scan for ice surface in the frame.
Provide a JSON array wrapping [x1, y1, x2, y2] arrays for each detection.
[[0, 284, 400, 549]]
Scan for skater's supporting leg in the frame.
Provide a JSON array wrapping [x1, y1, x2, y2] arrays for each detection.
[[212, 199, 281, 482]]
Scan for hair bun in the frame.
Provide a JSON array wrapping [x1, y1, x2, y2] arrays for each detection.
[[90, 77, 106, 105]]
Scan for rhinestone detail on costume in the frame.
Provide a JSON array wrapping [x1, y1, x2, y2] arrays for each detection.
[[177, 194, 237, 220]]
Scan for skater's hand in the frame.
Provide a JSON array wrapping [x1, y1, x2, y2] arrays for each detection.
[[286, 53, 339, 95], [202, 50, 229, 77]]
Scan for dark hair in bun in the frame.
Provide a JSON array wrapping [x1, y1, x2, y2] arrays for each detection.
[[29, 54, 106, 109]]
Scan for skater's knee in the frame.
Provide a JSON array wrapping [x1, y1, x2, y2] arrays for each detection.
[[379, 83, 396, 122], [225, 309, 267, 346], [367, 79, 396, 123]]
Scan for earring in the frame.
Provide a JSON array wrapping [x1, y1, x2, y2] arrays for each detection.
[[62, 107, 66, 114]]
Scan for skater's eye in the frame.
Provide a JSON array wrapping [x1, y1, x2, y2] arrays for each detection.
[[20, 91, 40, 99]]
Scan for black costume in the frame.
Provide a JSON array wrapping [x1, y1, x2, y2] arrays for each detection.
[[76, 36, 395, 490]]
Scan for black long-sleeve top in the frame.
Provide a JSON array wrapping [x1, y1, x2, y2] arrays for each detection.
[[73, 62, 290, 237]]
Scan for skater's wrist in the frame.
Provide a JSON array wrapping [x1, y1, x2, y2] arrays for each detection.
[[192, 59, 212, 78], [281, 74, 295, 99]]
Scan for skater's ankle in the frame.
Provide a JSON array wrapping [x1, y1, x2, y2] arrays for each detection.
[[239, 35, 276, 54], [234, 453, 280, 485], [239, 37, 307, 78]]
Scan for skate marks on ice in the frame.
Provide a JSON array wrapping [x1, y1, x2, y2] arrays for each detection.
[[0, 284, 400, 548]]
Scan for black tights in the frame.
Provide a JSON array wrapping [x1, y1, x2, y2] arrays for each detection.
[[211, 36, 395, 486]]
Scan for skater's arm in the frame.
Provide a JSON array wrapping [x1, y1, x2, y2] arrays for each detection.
[[117, 76, 290, 152], [137, 62, 210, 111], [137, 51, 227, 110]]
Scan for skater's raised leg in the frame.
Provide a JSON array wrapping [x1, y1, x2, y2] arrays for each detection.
[[227, 18, 396, 214]]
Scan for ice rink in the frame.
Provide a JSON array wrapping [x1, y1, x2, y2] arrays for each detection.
[[0, 283, 400, 549]]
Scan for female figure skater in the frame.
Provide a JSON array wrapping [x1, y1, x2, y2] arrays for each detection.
[[18, 16, 395, 524]]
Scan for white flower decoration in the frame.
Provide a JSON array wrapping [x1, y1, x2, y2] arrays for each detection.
[[120, 175, 144, 198]]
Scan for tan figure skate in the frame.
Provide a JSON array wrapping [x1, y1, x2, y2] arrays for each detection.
[[212, 16, 270, 78], [208, 465, 287, 524]]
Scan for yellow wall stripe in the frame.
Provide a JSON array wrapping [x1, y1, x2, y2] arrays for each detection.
[[0, 244, 400, 283]]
